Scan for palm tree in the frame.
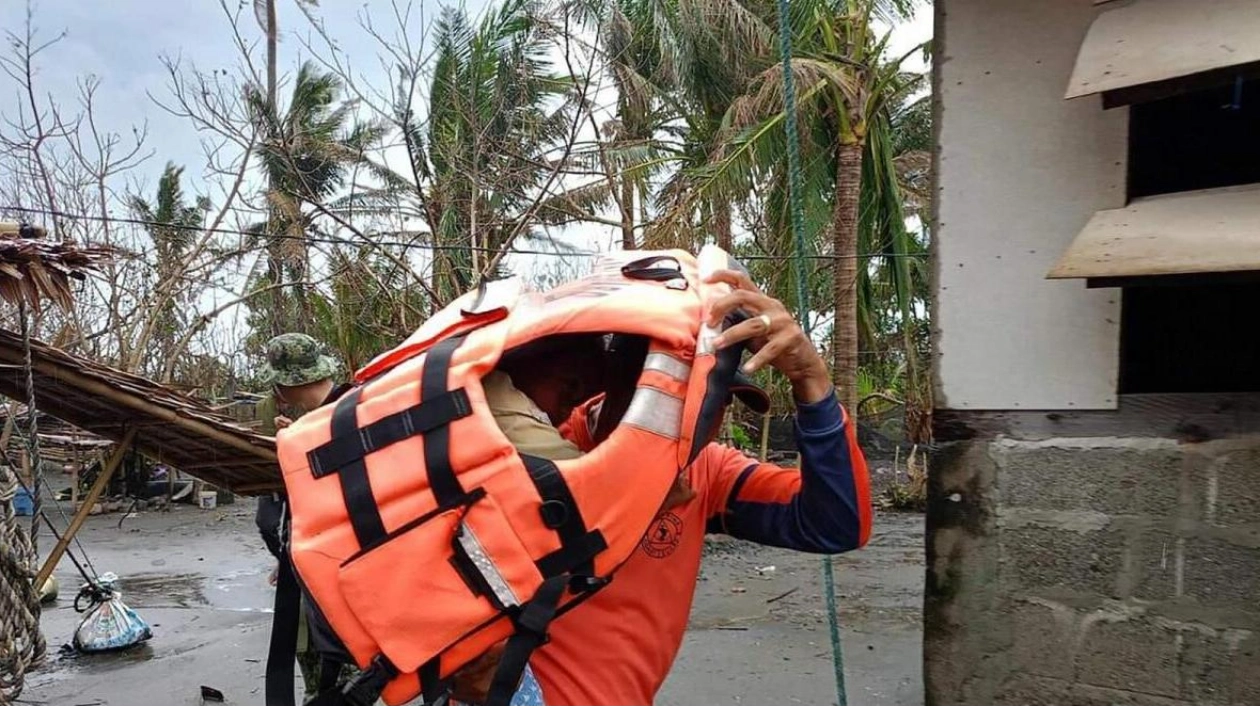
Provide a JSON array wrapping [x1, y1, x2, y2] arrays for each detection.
[[310, 245, 429, 372], [253, 0, 321, 335], [129, 162, 209, 377], [588, 0, 774, 252], [245, 61, 388, 333], [645, 0, 924, 415], [365, 0, 584, 304]]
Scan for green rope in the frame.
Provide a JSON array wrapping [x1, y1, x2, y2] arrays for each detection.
[[822, 553, 846, 705], [775, 0, 812, 337], [773, 0, 847, 704]]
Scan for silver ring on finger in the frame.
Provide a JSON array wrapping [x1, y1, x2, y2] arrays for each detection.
[[756, 313, 772, 330]]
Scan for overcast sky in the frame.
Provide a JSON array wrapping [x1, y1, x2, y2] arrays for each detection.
[[0, 1, 929, 358]]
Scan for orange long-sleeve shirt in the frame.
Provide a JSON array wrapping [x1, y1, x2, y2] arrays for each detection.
[[532, 391, 871, 705]]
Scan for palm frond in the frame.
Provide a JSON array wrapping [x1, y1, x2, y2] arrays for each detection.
[[533, 181, 619, 225]]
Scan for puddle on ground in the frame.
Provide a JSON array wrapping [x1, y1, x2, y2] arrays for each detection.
[[30, 568, 274, 683], [72, 568, 275, 613], [116, 572, 208, 609]]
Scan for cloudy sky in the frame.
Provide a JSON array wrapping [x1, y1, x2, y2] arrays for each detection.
[[2, 0, 930, 203], [0, 0, 929, 356]]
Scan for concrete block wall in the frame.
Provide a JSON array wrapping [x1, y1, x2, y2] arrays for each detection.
[[925, 436, 1260, 704]]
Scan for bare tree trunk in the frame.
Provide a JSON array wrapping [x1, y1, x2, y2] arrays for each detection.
[[714, 204, 732, 252], [620, 176, 635, 249], [266, 0, 278, 109], [263, 230, 283, 335], [265, 0, 284, 336], [831, 141, 862, 418]]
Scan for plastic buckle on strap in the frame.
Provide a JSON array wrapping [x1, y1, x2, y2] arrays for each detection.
[[569, 574, 610, 594], [538, 499, 569, 529], [341, 654, 397, 705]]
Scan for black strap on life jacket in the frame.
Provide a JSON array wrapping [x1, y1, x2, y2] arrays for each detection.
[[420, 336, 469, 507], [521, 455, 607, 578], [309, 335, 472, 550], [484, 574, 568, 705]]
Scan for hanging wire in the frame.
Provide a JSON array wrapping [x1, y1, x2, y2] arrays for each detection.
[[0, 205, 928, 262], [775, 0, 815, 336]]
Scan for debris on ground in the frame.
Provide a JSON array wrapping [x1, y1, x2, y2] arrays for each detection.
[[72, 573, 153, 653], [767, 587, 800, 604]]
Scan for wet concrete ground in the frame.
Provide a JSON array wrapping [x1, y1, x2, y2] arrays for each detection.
[[18, 502, 923, 706]]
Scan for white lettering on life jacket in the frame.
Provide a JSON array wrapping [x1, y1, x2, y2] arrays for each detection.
[[539, 274, 628, 304]]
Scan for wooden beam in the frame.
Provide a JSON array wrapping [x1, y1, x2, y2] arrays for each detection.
[[934, 392, 1260, 443], [233, 481, 287, 494], [179, 456, 278, 470], [35, 427, 137, 588]]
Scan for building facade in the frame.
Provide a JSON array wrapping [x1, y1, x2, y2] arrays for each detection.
[[928, 0, 1260, 702]]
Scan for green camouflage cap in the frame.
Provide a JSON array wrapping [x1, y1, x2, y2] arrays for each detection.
[[260, 333, 339, 388]]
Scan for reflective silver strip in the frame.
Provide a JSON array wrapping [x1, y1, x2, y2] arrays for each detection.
[[622, 386, 684, 440], [643, 352, 692, 382], [696, 323, 721, 356], [457, 525, 519, 609]]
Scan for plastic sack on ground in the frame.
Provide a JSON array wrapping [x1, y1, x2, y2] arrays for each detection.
[[72, 572, 152, 653]]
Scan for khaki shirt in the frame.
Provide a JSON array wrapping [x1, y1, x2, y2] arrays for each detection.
[[255, 392, 304, 437], [482, 371, 581, 461]]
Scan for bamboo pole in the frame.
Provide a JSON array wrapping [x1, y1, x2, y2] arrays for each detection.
[[0, 346, 274, 462], [35, 427, 137, 588]]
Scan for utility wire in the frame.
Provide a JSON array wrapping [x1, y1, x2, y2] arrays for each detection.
[[1, 205, 929, 262]]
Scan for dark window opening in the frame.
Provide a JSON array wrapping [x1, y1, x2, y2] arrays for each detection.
[[1120, 281, 1260, 394], [1128, 76, 1260, 199]]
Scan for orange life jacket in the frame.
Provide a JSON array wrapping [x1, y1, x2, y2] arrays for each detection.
[[273, 246, 757, 705]]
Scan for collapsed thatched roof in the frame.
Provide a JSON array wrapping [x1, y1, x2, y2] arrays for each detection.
[[0, 222, 112, 310], [0, 328, 280, 494]]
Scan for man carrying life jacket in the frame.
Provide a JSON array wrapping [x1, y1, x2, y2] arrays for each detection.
[[254, 333, 357, 702], [464, 269, 872, 705]]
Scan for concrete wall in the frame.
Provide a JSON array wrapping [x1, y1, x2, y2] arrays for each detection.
[[933, 0, 1127, 410], [926, 434, 1260, 704], [928, 0, 1260, 703]]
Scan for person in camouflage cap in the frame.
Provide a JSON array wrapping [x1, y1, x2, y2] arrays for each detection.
[[258, 333, 339, 425], [254, 333, 357, 700]]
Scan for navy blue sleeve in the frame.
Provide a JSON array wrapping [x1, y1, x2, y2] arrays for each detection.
[[705, 389, 872, 553]]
